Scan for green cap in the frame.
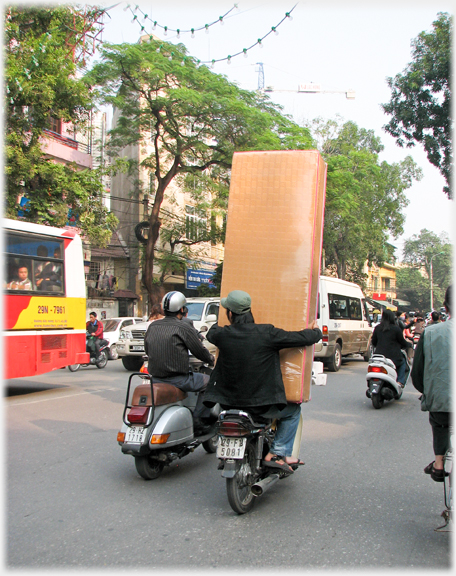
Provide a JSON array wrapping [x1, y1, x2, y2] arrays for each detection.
[[221, 290, 252, 315]]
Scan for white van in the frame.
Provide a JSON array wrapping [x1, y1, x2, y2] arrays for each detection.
[[314, 276, 373, 371]]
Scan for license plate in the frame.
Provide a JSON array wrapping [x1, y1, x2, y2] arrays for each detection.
[[131, 346, 144, 352], [216, 436, 246, 459], [125, 426, 146, 443]]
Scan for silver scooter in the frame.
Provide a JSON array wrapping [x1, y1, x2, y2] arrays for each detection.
[[117, 361, 219, 479], [365, 351, 410, 409]]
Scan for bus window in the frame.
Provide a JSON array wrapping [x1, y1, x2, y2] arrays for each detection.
[[5, 232, 64, 294]]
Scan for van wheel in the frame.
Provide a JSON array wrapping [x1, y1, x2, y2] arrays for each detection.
[[327, 343, 342, 372], [363, 342, 374, 362]]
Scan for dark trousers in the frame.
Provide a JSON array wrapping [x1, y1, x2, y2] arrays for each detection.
[[151, 372, 211, 421], [429, 412, 452, 455]]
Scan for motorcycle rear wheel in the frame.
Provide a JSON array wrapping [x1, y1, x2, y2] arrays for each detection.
[[372, 394, 384, 409], [134, 455, 165, 480], [226, 440, 256, 514], [68, 364, 80, 372], [202, 435, 218, 454], [96, 350, 108, 369]]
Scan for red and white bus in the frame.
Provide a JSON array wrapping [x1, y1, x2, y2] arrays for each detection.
[[3, 218, 89, 379]]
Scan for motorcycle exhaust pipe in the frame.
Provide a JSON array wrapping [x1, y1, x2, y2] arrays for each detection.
[[251, 474, 280, 497]]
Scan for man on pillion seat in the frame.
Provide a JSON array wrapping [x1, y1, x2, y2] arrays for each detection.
[[203, 290, 322, 474], [144, 291, 215, 436]]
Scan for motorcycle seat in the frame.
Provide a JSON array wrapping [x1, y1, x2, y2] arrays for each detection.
[[132, 382, 187, 407]]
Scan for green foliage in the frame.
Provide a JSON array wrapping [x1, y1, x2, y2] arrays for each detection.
[[5, 5, 116, 246], [86, 38, 314, 295], [396, 267, 434, 312], [309, 118, 422, 280], [382, 13, 452, 198], [402, 229, 452, 289]]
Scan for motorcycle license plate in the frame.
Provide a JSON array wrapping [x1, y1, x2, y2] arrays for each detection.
[[125, 426, 146, 443], [131, 346, 144, 352], [217, 436, 246, 459]]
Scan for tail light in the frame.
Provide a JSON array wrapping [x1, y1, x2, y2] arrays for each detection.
[[127, 406, 150, 424], [322, 325, 328, 343], [218, 421, 251, 437], [368, 366, 387, 374]]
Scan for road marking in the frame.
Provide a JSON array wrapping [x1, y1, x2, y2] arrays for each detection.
[[6, 388, 118, 406]]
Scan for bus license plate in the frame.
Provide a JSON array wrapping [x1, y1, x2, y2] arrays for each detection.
[[131, 346, 144, 352], [216, 436, 246, 459], [125, 427, 146, 443]]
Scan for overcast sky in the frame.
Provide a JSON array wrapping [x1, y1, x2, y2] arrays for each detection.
[[93, 0, 455, 260]]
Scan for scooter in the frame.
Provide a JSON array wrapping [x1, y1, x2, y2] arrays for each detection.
[[215, 409, 295, 514], [117, 361, 220, 480], [68, 335, 109, 371], [365, 351, 410, 409]]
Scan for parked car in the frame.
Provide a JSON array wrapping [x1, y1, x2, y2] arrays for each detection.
[[116, 297, 220, 371], [101, 317, 143, 360]]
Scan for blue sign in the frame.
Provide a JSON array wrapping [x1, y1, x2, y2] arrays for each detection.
[[186, 269, 216, 290]]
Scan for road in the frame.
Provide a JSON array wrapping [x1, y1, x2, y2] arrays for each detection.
[[5, 356, 451, 569]]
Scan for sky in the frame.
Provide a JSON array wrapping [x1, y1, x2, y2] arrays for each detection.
[[91, 0, 455, 260]]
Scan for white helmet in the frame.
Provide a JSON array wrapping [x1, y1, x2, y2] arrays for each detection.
[[162, 291, 186, 313]]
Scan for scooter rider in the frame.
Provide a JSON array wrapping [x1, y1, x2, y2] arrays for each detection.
[[144, 291, 215, 435], [86, 311, 105, 357], [203, 290, 322, 473]]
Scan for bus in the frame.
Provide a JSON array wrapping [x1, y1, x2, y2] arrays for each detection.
[[3, 218, 89, 379]]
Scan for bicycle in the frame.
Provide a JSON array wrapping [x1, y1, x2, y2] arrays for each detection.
[[435, 427, 453, 532]]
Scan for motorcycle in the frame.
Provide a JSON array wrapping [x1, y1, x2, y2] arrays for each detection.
[[215, 409, 294, 514], [365, 351, 410, 409], [117, 360, 220, 480], [68, 335, 109, 372]]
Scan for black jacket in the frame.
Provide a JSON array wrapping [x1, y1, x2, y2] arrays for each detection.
[[372, 323, 407, 367], [144, 316, 213, 378], [203, 323, 322, 410]]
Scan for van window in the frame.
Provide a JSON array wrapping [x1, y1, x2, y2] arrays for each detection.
[[348, 298, 362, 320], [328, 294, 349, 319]]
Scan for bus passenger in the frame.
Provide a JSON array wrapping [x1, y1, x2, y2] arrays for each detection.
[[7, 263, 32, 290]]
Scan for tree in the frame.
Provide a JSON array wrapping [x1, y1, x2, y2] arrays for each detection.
[[395, 266, 432, 312], [401, 228, 452, 308], [86, 38, 314, 302], [308, 118, 422, 279], [382, 12, 452, 198], [5, 5, 117, 245]]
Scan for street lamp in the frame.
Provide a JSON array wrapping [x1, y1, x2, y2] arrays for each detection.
[[430, 251, 444, 311]]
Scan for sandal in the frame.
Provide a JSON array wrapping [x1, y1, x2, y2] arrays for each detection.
[[262, 455, 294, 474], [424, 461, 447, 483]]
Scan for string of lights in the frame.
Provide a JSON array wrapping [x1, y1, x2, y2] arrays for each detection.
[[128, 3, 297, 67], [126, 3, 239, 38]]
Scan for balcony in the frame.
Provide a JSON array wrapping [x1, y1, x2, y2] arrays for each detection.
[[41, 129, 92, 169]]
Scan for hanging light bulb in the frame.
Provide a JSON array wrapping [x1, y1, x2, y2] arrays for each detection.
[[205, 24, 209, 34], [258, 38, 263, 48], [286, 12, 293, 21], [168, 51, 173, 61], [211, 59, 215, 68], [143, 13, 148, 19], [131, 14, 138, 23], [272, 26, 278, 35], [191, 28, 195, 38], [219, 16, 224, 25], [243, 48, 248, 58], [152, 21, 157, 30], [227, 55, 231, 65], [176, 29, 180, 39], [123, 4, 130, 11], [164, 26, 168, 36], [181, 59, 185, 66]]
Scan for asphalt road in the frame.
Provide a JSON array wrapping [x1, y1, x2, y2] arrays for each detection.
[[5, 356, 451, 569]]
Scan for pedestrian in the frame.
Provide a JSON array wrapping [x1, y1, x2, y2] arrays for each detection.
[[411, 286, 453, 482], [427, 310, 440, 326]]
